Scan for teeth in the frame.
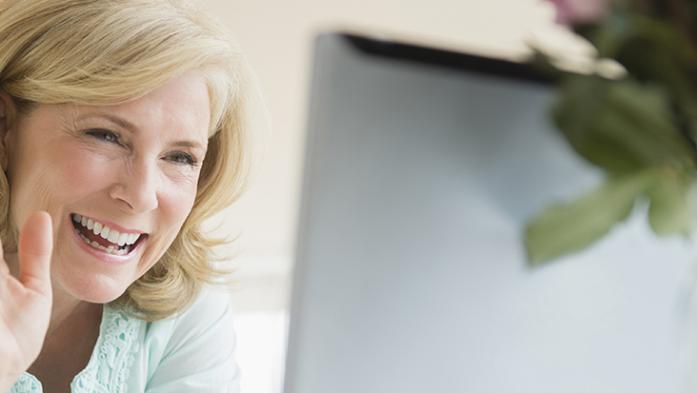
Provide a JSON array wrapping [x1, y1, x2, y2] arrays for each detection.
[[72, 214, 143, 248], [78, 232, 131, 256]]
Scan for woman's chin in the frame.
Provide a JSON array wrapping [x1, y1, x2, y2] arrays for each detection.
[[72, 288, 125, 304], [56, 272, 129, 304], [77, 290, 125, 305]]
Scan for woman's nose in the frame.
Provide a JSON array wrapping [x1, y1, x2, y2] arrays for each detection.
[[108, 158, 159, 213]]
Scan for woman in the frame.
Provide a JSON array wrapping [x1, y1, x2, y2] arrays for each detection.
[[0, 0, 259, 391]]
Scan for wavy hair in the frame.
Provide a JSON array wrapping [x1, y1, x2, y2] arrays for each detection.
[[0, 0, 259, 320]]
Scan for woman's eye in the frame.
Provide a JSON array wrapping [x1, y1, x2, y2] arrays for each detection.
[[86, 129, 121, 144], [168, 151, 197, 166]]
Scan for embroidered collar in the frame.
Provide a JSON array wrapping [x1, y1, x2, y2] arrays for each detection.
[[11, 305, 142, 393]]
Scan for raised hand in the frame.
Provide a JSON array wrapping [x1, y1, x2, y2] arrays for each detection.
[[0, 211, 53, 390]]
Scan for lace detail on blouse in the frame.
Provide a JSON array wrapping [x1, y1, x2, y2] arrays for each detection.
[[70, 306, 141, 393], [9, 373, 41, 393], [10, 306, 141, 393]]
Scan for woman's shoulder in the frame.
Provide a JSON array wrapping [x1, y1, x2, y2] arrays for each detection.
[[174, 286, 235, 325], [139, 286, 239, 390], [157, 286, 235, 341], [143, 286, 235, 346], [143, 287, 234, 358]]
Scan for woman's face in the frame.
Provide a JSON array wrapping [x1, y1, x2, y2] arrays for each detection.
[[2, 73, 211, 303]]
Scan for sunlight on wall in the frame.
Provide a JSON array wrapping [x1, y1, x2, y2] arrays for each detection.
[[234, 312, 289, 393]]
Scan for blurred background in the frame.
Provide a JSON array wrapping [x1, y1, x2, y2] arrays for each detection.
[[196, 1, 589, 392]]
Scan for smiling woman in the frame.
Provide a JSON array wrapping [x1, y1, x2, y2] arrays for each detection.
[[0, 1, 260, 392]]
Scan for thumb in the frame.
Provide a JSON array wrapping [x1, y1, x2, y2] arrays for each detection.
[[18, 211, 53, 295]]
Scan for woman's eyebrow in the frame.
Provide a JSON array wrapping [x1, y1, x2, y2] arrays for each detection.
[[76, 112, 207, 151]]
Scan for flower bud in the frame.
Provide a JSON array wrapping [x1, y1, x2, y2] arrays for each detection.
[[550, 0, 610, 25]]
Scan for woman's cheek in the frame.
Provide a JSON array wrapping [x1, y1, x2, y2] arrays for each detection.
[[52, 146, 120, 190]]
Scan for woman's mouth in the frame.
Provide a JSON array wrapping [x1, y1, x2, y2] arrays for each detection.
[[70, 213, 147, 256]]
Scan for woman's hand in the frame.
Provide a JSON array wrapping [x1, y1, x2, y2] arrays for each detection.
[[0, 212, 53, 390]]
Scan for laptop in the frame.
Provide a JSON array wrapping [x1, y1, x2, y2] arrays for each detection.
[[284, 32, 694, 393]]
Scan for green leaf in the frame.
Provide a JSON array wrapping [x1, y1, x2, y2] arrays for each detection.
[[554, 77, 695, 174], [591, 12, 697, 109], [647, 168, 695, 236], [524, 169, 659, 266]]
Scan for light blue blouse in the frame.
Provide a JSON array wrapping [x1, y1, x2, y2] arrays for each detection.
[[10, 288, 241, 393]]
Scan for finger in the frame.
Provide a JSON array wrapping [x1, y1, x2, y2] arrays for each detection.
[[18, 211, 53, 294]]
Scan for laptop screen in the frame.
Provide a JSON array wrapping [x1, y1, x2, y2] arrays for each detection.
[[285, 33, 691, 393]]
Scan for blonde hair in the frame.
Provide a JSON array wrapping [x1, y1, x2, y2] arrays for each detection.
[[0, 0, 258, 320]]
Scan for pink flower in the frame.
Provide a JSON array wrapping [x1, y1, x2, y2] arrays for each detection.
[[550, 0, 610, 25]]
